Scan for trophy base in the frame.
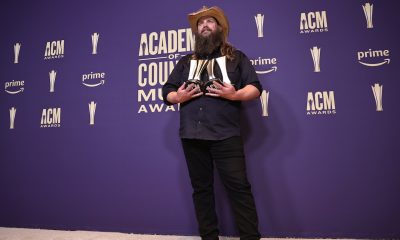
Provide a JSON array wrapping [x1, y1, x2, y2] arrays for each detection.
[[184, 79, 224, 93], [204, 79, 223, 92], [184, 79, 202, 92]]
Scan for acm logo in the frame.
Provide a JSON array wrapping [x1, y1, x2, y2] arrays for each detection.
[[40, 108, 61, 128], [306, 91, 336, 115], [300, 11, 328, 33], [44, 40, 64, 60]]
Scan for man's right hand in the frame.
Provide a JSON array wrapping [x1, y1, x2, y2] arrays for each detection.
[[166, 83, 203, 104]]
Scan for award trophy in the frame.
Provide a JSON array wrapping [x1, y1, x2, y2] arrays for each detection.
[[184, 56, 232, 93], [185, 59, 209, 92], [215, 56, 231, 85], [204, 58, 223, 92]]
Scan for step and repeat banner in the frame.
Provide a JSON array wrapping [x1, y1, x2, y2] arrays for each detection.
[[1, 0, 399, 238]]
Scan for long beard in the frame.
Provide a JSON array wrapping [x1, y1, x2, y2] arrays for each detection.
[[194, 28, 224, 58]]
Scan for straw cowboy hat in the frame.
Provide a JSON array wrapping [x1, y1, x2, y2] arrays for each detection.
[[188, 6, 230, 39]]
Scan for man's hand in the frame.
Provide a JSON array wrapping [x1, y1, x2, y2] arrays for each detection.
[[167, 83, 203, 104], [206, 82, 261, 101], [205, 81, 237, 100]]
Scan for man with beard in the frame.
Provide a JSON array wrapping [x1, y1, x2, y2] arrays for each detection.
[[162, 6, 262, 240]]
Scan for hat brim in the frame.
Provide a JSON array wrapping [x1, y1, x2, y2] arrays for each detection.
[[188, 6, 229, 39]]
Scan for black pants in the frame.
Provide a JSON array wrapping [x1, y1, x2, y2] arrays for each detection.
[[181, 136, 261, 240]]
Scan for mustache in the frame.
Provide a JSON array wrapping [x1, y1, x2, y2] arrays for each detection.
[[201, 27, 212, 33]]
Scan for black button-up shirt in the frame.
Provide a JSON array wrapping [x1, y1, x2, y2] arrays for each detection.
[[162, 49, 262, 140]]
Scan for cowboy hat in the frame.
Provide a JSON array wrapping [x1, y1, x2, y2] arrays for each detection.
[[188, 6, 229, 39]]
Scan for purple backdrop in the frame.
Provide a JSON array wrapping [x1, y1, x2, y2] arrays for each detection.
[[1, 0, 399, 238]]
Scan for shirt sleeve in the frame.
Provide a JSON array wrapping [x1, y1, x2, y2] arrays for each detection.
[[238, 51, 263, 95], [162, 56, 188, 105]]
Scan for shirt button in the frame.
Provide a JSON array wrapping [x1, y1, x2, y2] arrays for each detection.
[[200, 107, 203, 111], [198, 121, 201, 124]]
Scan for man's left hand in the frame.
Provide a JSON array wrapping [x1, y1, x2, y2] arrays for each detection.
[[206, 82, 261, 101], [205, 81, 237, 100]]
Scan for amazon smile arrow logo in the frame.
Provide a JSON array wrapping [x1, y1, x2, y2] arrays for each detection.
[[359, 58, 390, 67], [256, 66, 277, 74], [5, 87, 24, 94], [83, 79, 105, 87]]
